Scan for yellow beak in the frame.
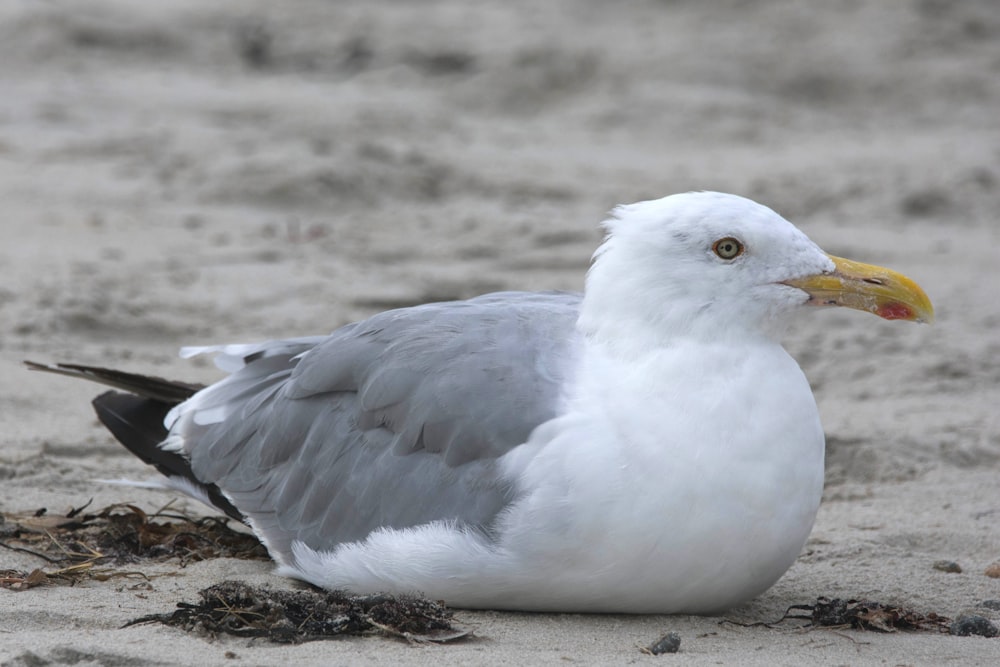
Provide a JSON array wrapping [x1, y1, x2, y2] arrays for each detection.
[[783, 255, 934, 323]]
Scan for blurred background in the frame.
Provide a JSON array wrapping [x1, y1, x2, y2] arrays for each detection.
[[2, 0, 998, 478], [2, 7, 1000, 663]]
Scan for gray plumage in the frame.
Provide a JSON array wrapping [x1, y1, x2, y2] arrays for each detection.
[[171, 291, 581, 560]]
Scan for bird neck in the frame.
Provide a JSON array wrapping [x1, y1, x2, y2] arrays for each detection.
[[577, 256, 789, 359]]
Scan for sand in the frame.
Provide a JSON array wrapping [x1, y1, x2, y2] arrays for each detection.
[[2, 0, 999, 664]]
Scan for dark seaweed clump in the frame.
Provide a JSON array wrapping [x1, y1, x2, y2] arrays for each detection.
[[127, 580, 472, 643], [786, 597, 952, 633]]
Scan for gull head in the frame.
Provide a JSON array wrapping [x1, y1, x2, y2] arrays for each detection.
[[578, 191, 932, 350]]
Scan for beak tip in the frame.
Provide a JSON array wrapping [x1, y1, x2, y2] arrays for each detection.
[[877, 301, 934, 324], [818, 255, 934, 325]]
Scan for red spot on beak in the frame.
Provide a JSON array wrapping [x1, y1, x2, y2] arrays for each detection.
[[876, 302, 914, 321]]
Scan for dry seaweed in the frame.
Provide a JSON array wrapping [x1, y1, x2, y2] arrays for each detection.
[[780, 597, 952, 633], [1, 568, 48, 590], [126, 580, 472, 644], [0, 501, 267, 588]]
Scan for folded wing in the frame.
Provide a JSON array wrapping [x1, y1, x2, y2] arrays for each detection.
[[166, 291, 581, 561]]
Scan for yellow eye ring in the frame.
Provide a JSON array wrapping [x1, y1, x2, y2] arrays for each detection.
[[712, 237, 744, 260]]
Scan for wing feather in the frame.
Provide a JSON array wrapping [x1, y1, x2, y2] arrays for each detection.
[[172, 291, 581, 560]]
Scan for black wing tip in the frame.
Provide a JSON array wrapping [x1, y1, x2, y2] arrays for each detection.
[[26, 360, 204, 403], [28, 361, 243, 522], [92, 391, 244, 522]]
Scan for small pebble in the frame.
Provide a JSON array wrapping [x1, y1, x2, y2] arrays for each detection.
[[984, 562, 1000, 578], [949, 615, 999, 638], [933, 560, 962, 573], [646, 632, 681, 655], [977, 600, 1000, 611]]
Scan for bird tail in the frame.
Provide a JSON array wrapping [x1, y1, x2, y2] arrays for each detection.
[[25, 361, 243, 521]]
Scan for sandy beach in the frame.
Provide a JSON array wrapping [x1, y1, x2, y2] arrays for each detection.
[[2, 1, 999, 664]]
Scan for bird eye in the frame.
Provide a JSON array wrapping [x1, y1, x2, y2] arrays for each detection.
[[712, 237, 744, 260]]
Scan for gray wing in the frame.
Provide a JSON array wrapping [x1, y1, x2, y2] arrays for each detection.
[[170, 291, 581, 560]]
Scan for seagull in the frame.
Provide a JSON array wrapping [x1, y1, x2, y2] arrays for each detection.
[[28, 192, 933, 613]]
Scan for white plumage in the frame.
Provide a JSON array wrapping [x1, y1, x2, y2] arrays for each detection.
[[281, 192, 831, 612]]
